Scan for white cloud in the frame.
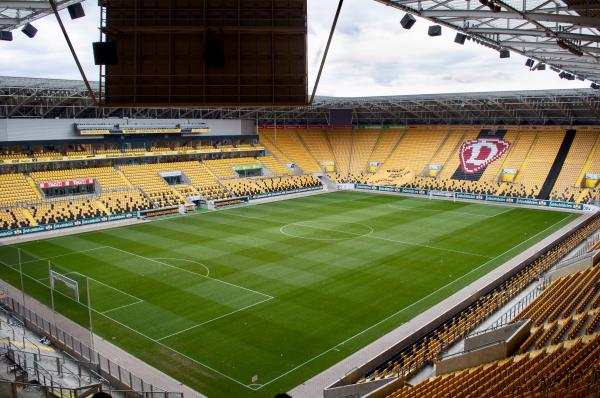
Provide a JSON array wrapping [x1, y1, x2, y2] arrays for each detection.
[[0, 0, 590, 96]]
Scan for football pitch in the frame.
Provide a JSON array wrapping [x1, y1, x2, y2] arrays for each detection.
[[0, 191, 580, 397]]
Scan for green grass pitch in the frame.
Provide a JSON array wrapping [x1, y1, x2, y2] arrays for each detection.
[[0, 191, 580, 397]]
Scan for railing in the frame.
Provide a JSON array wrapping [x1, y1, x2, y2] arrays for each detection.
[[0, 294, 183, 398], [489, 278, 549, 329]]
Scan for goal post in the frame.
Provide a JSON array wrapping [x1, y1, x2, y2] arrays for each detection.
[[49, 270, 80, 302]]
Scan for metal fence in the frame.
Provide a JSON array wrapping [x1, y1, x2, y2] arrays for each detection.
[[0, 295, 183, 398]]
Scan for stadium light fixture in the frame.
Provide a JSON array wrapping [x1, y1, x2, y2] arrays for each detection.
[[21, 23, 37, 38], [525, 59, 535, 68], [591, 83, 600, 89]]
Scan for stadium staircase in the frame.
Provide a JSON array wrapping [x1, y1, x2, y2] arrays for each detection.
[[19, 208, 38, 227], [294, 130, 323, 173], [25, 176, 43, 199], [538, 130, 576, 199]]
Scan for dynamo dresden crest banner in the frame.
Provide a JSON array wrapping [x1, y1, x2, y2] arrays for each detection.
[[451, 130, 509, 181]]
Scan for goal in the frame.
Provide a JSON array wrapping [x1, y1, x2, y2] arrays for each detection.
[[49, 270, 80, 302]]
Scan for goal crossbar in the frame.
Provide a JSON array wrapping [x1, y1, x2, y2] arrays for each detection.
[[49, 270, 80, 302]]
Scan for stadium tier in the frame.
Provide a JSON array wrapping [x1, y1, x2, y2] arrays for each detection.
[[259, 126, 599, 204]]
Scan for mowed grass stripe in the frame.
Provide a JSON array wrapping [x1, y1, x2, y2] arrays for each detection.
[[1, 191, 578, 397]]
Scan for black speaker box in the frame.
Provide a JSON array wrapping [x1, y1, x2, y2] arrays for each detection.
[[68, 3, 85, 19], [454, 33, 466, 45], [205, 38, 225, 68], [428, 25, 442, 37], [21, 23, 37, 38], [0, 31, 13, 41], [400, 14, 416, 30], [499, 49, 510, 58], [93, 42, 118, 65]]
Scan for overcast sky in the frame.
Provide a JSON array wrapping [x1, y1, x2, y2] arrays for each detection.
[[0, 0, 590, 96]]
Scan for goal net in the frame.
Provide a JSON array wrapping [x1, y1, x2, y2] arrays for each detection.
[[49, 270, 80, 302]]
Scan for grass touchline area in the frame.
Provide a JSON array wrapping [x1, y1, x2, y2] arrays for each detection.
[[0, 191, 579, 397]]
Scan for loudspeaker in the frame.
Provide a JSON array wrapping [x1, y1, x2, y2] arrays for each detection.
[[0, 31, 13, 41], [536, 63, 546, 71], [68, 3, 85, 19], [329, 109, 353, 126], [93, 42, 118, 65], [454, 33, 466, 45], [428, 25, 442, 37], [499, 49, 510, 58], [21, 23, 37, 38], [400, 14, 416, 30], [525, 59, 535, 68], [204, 38, 225, 68]]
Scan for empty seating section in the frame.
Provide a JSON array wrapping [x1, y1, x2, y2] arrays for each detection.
[[119, 164, 187, 208], [257, 156, 291, 176], [30, 199, 107, 225], [259, 129, 320, 173], [223, 175, 321, 197], [172, 162, 230, 200], [327, 130, 353, 175], [204, 157, 260, 179], [349, 129, 379, 175], [0, 174, 41, 207], [515, 266, 600, 326], [99, 191, 152, 214], [257, 131, 292, 164], [298, 129, 336, 169], [549, 132, 596, 202], [30, 167, 132, 191], [386, 334, 600, 398], [513, 130, 565, 197]]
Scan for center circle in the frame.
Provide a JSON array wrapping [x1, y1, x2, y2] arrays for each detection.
[[280, 220, 373, 241]]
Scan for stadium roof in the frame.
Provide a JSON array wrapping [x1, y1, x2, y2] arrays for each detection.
[[0, 0, 83, 31], [0, 76, 599, 125], [376, 0, 600, 84]]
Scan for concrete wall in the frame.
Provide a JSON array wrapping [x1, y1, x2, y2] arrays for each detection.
[[0, 119, 255, 143], [436, 320, 530, 376], [323, 378, 394, 398], [547, 251, 598, 281]]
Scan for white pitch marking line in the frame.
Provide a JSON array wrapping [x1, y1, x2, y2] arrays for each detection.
[[101, 300, 144, 315], [280, 221, 373, 241], [256, 213, 575, 389], [104, 246, 273, 300], [156, 296, 273, 342], [6, 246, 109, 267], [152, 257, 210, 277], [281, 221, 491, 259], [386, 203, 514, 218], [65, 271, 144, 304], [9, 261, 256, 389]]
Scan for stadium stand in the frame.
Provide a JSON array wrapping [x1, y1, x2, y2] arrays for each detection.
[[257, 156, 292, 176], [119, 164, 188, 208], [259, 129, 321, 173], [223, 175, 321, 197]]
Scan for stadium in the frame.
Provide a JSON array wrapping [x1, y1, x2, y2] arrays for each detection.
[[0, 1, 599, 398]]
